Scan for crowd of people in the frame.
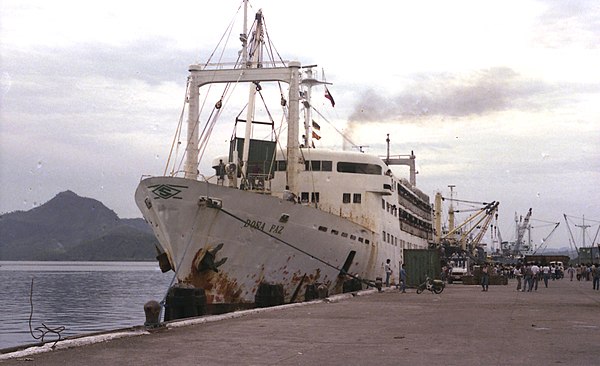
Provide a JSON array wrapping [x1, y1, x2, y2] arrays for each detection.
[[512, 263, 600, 291], [440, 261, 600, 292], [567, 263, 600, 290]]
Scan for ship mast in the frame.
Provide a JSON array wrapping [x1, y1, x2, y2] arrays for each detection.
[[300, 66, 328, 148], [240, 7, 263, 182], [184, 1, 302, 190]]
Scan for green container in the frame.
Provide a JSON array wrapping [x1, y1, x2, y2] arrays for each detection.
[[403, 249, 441, 287]]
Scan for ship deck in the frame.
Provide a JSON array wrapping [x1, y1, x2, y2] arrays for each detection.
[[2, 278, 599, 365]]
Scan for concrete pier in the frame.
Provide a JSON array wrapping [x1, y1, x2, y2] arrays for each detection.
[[2, 278, 599, 365]]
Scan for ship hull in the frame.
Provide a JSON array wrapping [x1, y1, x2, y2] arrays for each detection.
[[135, 176, 400, 309]]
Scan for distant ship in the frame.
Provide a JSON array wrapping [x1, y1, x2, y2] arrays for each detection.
[[135, 1, 432, 313]]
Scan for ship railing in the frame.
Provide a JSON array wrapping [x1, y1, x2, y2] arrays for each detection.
[[246, 173, 272, 193]]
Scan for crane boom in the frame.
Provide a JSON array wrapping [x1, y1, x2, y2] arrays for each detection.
[[531, 221, 560, 255], [471, 202, 500, 246], [514, 208, 532, 254], [563, 214, 579, 252]]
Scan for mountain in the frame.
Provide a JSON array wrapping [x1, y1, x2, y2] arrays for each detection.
[[0, 190, 159, 261]]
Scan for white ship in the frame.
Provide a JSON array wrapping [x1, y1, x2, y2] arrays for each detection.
[[135, 1, 432, 313]]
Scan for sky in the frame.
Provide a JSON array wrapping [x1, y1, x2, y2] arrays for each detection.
[[1, 0, 599, 253]]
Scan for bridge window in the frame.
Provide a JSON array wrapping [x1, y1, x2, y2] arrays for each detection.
[[305, 160, 320, 171], [304, 160, 333, 171], [275, 160, 287, 171], [337, 162, 382, 175]]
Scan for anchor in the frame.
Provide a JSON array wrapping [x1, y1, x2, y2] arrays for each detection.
[[197, 243, 227, 273]]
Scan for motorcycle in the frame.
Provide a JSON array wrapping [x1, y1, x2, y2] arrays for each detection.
[[416, 276, 445, 294]]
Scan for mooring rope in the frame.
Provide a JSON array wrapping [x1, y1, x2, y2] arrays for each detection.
[[28, 278, 65, 348]]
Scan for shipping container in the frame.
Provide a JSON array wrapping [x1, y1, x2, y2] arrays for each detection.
[[403, 249, 441, 287]]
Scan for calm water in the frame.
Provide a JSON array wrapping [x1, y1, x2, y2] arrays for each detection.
[[0, 261, 173, 350]]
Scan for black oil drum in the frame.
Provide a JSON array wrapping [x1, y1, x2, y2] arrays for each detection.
[[164, 286, 206, 321]]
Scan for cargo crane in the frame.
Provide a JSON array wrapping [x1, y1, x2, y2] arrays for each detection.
[[440, 200, 499, 251], [433, 189, 499, 263], [513, 208, 532, 255], [432, 189, 499, 282], [530, 219, 560, 255]]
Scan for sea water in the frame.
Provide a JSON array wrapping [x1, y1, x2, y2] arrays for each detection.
[[0, 261, 173, 350]]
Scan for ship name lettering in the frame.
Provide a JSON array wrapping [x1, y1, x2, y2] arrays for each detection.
[[268, 224, 284, 235], [244, 219, 265, 231]]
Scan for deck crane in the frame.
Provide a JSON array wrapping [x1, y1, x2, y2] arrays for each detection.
[[531, 220, 560, 255], [513, 208, 532, 255], [564, 214, 579, 256], [440, 200, 500, 252]]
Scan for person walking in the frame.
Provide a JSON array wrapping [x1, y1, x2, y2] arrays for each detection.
[[567, 265, 575, 281], [514, 264, 523, 291], [523, 264, 533, 292], [481, 264, 490, 292], [531, 262, 540, 291], [399, 264, 407, 293], [384, 259, 392, 287], [592, 265, 600, 291], [542, 264, 550, 288]]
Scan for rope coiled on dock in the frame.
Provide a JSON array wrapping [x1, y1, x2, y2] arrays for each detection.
[[29, 278, 66, 348]]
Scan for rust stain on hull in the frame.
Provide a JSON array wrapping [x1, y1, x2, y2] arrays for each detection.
[[184, 248, 245, 305], [181, 247, 333, 305]]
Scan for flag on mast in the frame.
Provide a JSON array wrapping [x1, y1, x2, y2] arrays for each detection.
[[324, 86, 335, 107], [322, 68, 335, 107], [312, 120, 321, 140]]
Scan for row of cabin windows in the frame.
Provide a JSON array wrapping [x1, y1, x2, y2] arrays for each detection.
[[382, 198, 432, 231], [382, 231, 416, 249], [297, 192, 361, 204], [318, 225, 370, 245], [397, 183, 430, 212], [383, 199, 399, 216], [273, 160, 382, 175]]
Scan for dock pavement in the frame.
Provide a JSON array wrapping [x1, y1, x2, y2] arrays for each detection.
[[2, 277, 599, 365]]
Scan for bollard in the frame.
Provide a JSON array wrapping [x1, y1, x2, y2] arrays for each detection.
[[375, 277, 383, 292], [144, 300, 161, 328], [317, 283, 328, 299]]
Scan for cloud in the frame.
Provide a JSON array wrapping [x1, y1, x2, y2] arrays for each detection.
[[2, 39, 195, 85], [534, 0, 600, 48], [347, 67, 599, 123]]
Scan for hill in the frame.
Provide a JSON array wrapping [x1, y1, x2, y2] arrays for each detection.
[[0, 190, 159, 261]]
